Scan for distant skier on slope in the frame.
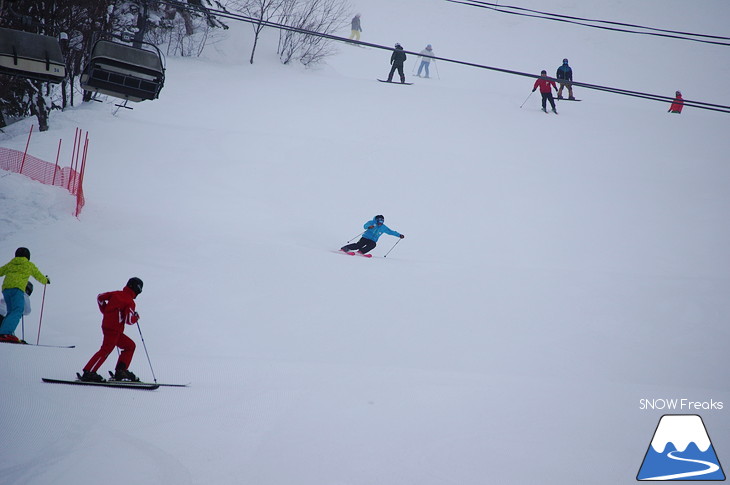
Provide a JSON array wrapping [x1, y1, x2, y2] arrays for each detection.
[[532, 70, 558, 114], [387, 43, 407, 83], [0, 247, 49, 343], [668, 91, 684, 114], [340, 215, 405, 257], [416, 44, 435, 78], [556, 58, 574, 100], [349, 14, 362, 41], [80, 277, 144, 383]]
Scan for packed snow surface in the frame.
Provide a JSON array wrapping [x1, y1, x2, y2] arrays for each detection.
[[1, 0, 729, 484]]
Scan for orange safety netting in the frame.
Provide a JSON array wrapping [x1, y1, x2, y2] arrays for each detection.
[[0, 128, 87, 217]]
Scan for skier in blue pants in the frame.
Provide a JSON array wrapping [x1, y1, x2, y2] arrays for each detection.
[[341, 215, 405, 256]]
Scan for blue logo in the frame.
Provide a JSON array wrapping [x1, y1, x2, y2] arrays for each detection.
[[637, 414, 725, 481]]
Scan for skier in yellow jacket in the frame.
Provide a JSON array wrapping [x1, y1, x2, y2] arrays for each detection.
[[0, 247, 49, 343]]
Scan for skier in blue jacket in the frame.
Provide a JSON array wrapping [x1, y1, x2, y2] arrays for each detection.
[[340, 215, 404, 256]]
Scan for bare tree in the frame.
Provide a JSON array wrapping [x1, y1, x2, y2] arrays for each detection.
[[235, 0, 286, 64], [277, 0, 349, 67]]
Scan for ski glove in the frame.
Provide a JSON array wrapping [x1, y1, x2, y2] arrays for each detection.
[[45, 276, 50, 284], [399, 234, 405, 239]]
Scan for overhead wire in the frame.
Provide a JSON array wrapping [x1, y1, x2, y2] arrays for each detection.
[[446, 0, 730, 47], [151, 0, 730, 113]]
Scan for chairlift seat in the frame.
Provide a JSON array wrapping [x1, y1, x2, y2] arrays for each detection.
[[80, 40, 164, 102], [0, 27, 66, 83]]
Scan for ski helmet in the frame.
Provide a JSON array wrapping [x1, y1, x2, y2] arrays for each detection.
[[126, 277, 143, 296], [676, 90, 682, 96], [15, 247, 30, 259], [395, 43, 402, 49], [541, 70, 547, 75], [426, 44, 432, 50], [374, 215, 385, 224], [563, 58, 569, 64], [25, 281, 33, 296]]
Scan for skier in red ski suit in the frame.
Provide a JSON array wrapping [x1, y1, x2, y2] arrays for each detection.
[[533, 70, 558, 113], [668, 91, 684, 114], [80, 277, 143, 382]]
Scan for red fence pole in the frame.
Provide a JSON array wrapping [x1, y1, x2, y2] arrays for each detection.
[[68, 128, 79, 190], [19, 124, 33, 174]]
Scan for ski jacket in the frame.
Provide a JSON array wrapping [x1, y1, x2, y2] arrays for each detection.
[[351, 16, 361, 31], [0, 293, 31, 316], [0, 257, 48, 291], [391, 48, 407, 66], [362, 220, 402, 242], [556, 64, 572, 82], [533, 77, 557, 93], [669, 95, 684, 113], [97, 286, 138, 330], [419, 48, 434, 63]]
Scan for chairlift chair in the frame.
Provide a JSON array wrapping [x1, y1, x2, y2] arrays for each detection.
[[0, 27, 66, 83], [80, 39, 165, 102]]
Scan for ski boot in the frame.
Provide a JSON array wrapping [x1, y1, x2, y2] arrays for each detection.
[[114, 368, 140, 382], [541, 108, 547, 113], [79, 370, 105, 383], [551, 108, 558, 114]]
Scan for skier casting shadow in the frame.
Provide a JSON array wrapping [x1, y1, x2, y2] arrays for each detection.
[[387, 43, 407, 83], [341, 215, 404, 257]]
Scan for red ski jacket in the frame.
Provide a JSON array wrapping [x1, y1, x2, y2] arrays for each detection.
[[669, 95, 684, 113], [97, 286, 138, 330], [533, 77, 557, 94]]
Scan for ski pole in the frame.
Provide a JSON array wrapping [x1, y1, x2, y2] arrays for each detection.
[[434, 61, 440, 80], [347, 231, 365, 243], [35, 284, 47, 345], [21, 315, 25, 342], [383, 238, 402, 258], [136, 318, 158, 383], [520, 91, 534, 108]]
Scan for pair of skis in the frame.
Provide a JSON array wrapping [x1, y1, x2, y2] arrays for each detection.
[[1, 340, 75, 348], [336, 249, 372, 258], [42, 371, 188, 390]]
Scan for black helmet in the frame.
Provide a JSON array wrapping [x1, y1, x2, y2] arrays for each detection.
[[374, 214, 385, 224], [395, 43, 402, 49], [676, 90, 682, 96], [126, 277, 143, 296], [15, 247, 30, 259], [540, 70, 547, 75], [25, 281, 33, 296], [563, 58, 569, 64]]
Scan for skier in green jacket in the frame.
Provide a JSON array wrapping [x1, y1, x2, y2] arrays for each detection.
[[0, 247, 49, 343]]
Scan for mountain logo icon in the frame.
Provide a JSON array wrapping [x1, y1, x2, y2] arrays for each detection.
[[637, 414, 726, 481]]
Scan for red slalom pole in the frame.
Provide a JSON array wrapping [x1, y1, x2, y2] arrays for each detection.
[[36, 284, 47, 345]]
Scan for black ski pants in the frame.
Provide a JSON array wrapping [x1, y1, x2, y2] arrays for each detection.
[[342, 237, 377, 254], [387, 63, 405, 83], [541, 92, 556, 110]]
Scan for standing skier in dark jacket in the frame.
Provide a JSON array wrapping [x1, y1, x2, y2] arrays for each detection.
[[340, 215, 404, 257], [387, 43, 407, 83], [556, 58, 574, 100]]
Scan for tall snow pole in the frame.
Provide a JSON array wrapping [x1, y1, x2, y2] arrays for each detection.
[[136, 318, 158, 383], [35, 284, 47, 345]]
